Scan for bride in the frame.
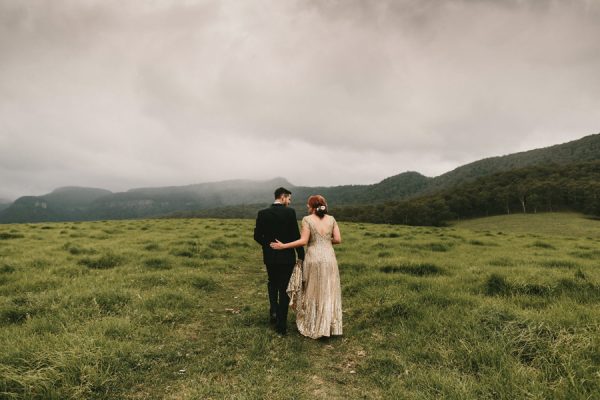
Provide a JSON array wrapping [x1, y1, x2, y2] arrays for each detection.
[[270, 195, 343, 339]]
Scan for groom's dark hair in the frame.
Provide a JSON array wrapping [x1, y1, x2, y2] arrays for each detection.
[[274, 187, 292, 199]]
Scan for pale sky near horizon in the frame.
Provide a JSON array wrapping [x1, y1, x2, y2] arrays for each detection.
[[1, 0, 599, 200]]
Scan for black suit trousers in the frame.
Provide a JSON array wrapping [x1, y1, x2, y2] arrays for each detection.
[[265, 262, 295, 329]]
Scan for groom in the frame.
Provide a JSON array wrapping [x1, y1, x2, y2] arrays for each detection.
[[254, 187, 304, 335]]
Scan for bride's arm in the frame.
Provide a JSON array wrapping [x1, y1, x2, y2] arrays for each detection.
[[331, 220, 342, 245], [270, 225, 310, 250]]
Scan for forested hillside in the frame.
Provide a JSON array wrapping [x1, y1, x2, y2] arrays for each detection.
[[335, 161, 600, 225], [424, 133, 600, 193]]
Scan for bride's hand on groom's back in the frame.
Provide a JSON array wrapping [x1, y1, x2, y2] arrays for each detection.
[[270, 239, 284, 250]]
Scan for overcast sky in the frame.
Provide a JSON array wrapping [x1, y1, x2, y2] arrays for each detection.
[[1, 0, 599, 200]]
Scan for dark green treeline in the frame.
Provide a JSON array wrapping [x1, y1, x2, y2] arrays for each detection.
[[334, 161, 600, 226]]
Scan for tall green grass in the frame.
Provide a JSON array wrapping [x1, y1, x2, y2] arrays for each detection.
[[0, 214, 598, 399]]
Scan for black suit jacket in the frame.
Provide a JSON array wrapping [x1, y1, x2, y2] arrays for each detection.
[[254, 204, 305, 265]]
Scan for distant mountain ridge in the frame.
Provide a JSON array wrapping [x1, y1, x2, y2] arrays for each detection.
[[1, 133, 598, 223], [1, 187, 113, 223]]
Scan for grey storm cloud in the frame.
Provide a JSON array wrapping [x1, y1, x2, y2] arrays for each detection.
[[1, 0, 599, 200]]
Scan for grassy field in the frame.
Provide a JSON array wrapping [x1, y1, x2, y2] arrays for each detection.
[[0, 213, 599, 399]]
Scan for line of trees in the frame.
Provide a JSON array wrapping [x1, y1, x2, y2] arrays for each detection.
[[333, 161, 600, 226]]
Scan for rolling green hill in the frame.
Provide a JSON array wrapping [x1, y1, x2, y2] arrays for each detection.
[[295, 171, 431, 205]]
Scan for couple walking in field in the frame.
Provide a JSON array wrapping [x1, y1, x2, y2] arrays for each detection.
[[253, 187, 343, 338]]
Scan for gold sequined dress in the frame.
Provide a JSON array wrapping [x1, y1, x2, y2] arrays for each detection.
[[290, 215, 342, 339]]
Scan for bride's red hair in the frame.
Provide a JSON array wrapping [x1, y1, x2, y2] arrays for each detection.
[[307, 195, 328, 219]]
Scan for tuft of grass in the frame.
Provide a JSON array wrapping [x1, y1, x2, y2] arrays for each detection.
[[78, 253, 123, 269], [171, 249, 195, 258], [375, 301, 420, 320], [530, 241, 556, 249], [0, 264, 16, 273], [539, 259, 580, 269], [485, 273, 511, 296], [413, 242, 453, 252], [419, 291, 469, 308], [568, 250, 600, 260], [484, 275, 553, 297], [555, 279, 600, 302], [0, 306, 30, 324], [208, 238, 227, 250], [519, 283, 552, 297], [574, 269, 586, 280], [199, 248, 218, 259], [143, 258, 171, 270], [469, 239, 498, 246], [144, 242, 160, 251], [484, 274, 600, 302], [94, 290, 132, 314], [469, 239, 486, 245], [489, 257, 515, 267], [62, 242, 97, 255], [380, 262, 444, 276], [190, 276, 219, 291], [0, 232, 24, 240], [29, 259, 50, 269]]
